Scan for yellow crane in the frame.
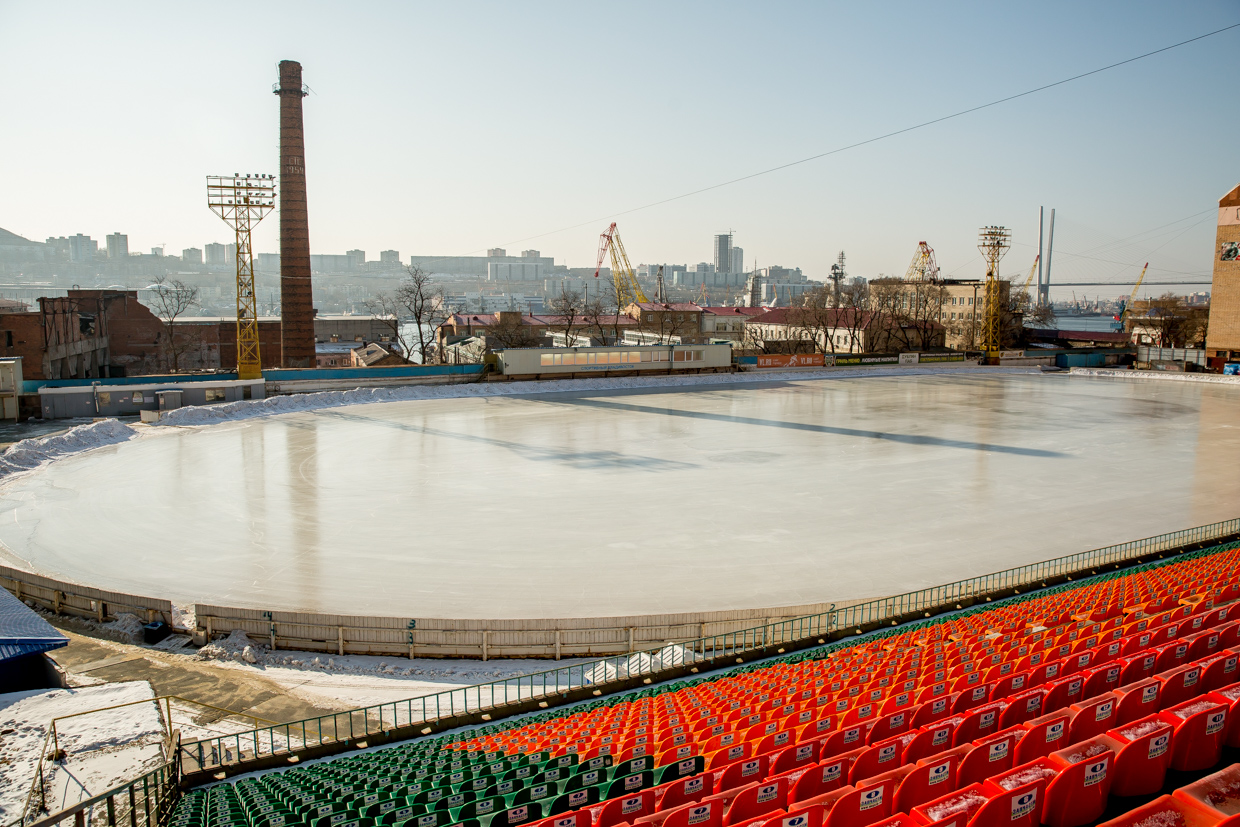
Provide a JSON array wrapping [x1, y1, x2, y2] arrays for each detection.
[[1022, 255, 1040, 292], [593, 222, 648, 308], [1120, 262, 1150, 326]]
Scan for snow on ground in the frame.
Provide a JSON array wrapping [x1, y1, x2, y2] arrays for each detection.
[[0, 419, 136, 481], [198, 630, 592, 711], [1071, 367, 1240, 385], [157, 364, 1037, 427], [0, 682, 165, 823]]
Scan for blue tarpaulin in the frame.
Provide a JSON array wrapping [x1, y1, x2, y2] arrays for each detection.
[[0, 585, 68, 662]]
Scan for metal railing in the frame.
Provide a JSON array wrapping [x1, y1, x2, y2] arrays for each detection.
[[175, 517, 1240, 779], [20, 762, 179, 827]]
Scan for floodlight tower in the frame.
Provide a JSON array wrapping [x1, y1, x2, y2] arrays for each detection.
[[208, 174, 276, 380], [977, 225, 1011, 358]]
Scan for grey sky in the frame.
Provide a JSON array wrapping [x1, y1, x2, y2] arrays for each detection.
[[1, 1, 1235, 296]]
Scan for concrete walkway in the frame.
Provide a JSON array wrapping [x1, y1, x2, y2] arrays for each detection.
[[44, 620, 347, 724]]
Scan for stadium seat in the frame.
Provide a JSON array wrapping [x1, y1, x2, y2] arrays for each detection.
[[1042, 736, 1119, 827], [1158, 696, 1228, 772], [1103, 715, 1173, 797]]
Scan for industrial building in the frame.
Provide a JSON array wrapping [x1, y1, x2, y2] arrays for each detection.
[[1205, 182, 1240, 369]]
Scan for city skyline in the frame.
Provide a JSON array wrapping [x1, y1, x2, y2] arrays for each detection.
[[0, 2, 1235, 296]]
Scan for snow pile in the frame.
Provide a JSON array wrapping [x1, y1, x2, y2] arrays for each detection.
[[171, 604, 196, 632], [0, 419, 136, 480], [1203, 774, 1240, 812], [197, 629, 257, 663], [583, 644, 702, 685], [1071, 368, 1240, 386], [156, 365, 1039, 427], [1064, 742, 1110, 762], [1172, 700, 1219, 719], [0, 682, 165, 822], [104, 613, 145, 644]]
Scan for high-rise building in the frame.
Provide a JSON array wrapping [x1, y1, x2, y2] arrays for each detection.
[[731, 246, 744, 275], [521, 250, 541, 259], [204, 242, 228, 265], [487, 248, 507, 257], [714, 233, 733, 274], [380, 250, 400, 265], [150, 246, 164, 257], [67, 234, 97, 263], [106, 232, 129, 259], [346, 249, 366, 270], [1205, 182, 1240, 369], [182, 247, 203, 266]]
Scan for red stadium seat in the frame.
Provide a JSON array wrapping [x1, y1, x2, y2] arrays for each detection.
[[1103, 714, 1173, 797], [1043, 735, 1120, 827], [1201, 651, 1240, 693], [893, 751, 960, 815], [789, 756, 852, 806], [909, 782, 989, 827], [1067, 693, 1118, 743], [1156, 662, 1207, 711], [1095, 795, 1220, 827], [661, 800, 724, 827], [1172, 763, 1240, 827], [979, 758, 1060, 827], [725, 778, 788, 827], [718, 757, 770, 794], [770, 742, 820, 777], [597, 790, 656, 827], [1158, 695, 1228, 772], [1113, 678, 1160, 725], [999, 689, 1046, 728], [824, 782, 893, 827], [952, 704, 1004, 746], [758, 810, 823, 827], [955, 728, 1022, 789], [659, 775, 711, 812], [1015, 710, 1071, 763]]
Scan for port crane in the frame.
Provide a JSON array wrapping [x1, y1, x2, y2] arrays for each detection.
[[1021, 255, 1040, 293], [903, 241, 940, 281], [1117, 262, 1150, 328], [593, 223, 647, 308]]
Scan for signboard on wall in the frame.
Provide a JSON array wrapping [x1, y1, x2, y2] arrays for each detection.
[[755, 354, 826, 368]]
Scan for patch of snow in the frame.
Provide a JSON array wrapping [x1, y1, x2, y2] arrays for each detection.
[[923, 792, 988, 821], [1203, 773, 1240, 814], [155, 365, 1040, 427], [171, 604, 196, 632], [1218, 686, 1240, 702], [0, 419, 136, 481], [1172, 700, 1219, 719], [0, 682, 164, 822], [584, 644, 703, 685], [1071, 368, 1240, 386], [1064, 742, 1110, 763], [1131, 810, 1185, 827], [996, 765, 1058, 790], [1120, 720, 1167, 740]]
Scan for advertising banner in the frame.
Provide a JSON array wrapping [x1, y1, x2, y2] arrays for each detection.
[[755, 354, 826, 368]]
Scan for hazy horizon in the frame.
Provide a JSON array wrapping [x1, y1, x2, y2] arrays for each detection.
[[1, 1, 1236, 298]]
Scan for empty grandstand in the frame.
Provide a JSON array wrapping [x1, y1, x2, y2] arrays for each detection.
[[137, 539, 1240, 827]]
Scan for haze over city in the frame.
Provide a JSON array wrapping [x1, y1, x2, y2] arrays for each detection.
[[2, 1, 1236, 292]]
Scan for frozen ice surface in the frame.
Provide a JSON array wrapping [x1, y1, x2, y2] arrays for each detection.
[[0, 373, 1238, 619]]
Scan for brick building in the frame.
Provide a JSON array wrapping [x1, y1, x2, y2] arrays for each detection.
[[1205, 182, 1240, 369], [0, 295, 112, 380]]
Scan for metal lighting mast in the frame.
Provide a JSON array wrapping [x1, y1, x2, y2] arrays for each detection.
[[977, 225, 1011, 358], [208, 174, 276, 380]]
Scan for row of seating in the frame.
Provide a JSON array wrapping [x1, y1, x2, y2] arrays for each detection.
[[169, 542, 1240, 827]]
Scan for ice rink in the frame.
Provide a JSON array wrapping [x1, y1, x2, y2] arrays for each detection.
[[0, 372, 1237, 619]]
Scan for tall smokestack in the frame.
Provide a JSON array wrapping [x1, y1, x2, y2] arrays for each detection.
[[274, 60, 315, 367]]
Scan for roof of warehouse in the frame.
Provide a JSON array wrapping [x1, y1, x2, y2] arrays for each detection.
[[0, 585, 68, 662]]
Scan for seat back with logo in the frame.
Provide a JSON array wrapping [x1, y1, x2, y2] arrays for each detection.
[[1043, 736, 1120, 827], [1155, 663, 1206, 711], [659, 775, 711, 813], [1200, 651, 1240, 694], [545, 788, 597, 819], [1015, 710, 1070, 763], [1158, 696, 1227, 772], [893, 751, 960, 816], [529, 810, 588, 827], [823, 782, 892, 827], [1112, 678, 1160, 725], [978, 758, 1059, 827], [718, 757, 771, 795], [724, 778, 789, 827], [660, 758, 707, 785], [757, 809, 822, 827], [952, 704, 1003, 747], [596, 790, 656, 827], [789, 755, 853, 806], [955, 728, 1021, 789], [485, 804, 542, 827], [1067, 693, 1118, 743], [661, 800, 723, 827], [999, 690, 1046, 729], [847, 739, 903, 786], [1104, 715, 1173, 797], [769, 741, 820, 777]]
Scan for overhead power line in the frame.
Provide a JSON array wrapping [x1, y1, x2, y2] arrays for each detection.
[[475, 21, 1239, 254]]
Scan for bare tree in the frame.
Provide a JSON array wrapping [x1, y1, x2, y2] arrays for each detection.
[[582, 297, 613, 345], [366, 265, 447, 364], [548, 288, 585, 345], [149, 276, 200, 372]]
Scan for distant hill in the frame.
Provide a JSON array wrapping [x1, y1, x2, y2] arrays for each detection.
[[0, 228, 43, 248]]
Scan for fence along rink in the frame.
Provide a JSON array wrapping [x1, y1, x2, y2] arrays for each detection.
[[0, 564, 172, 626], [175, 517, 1240, 780]]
